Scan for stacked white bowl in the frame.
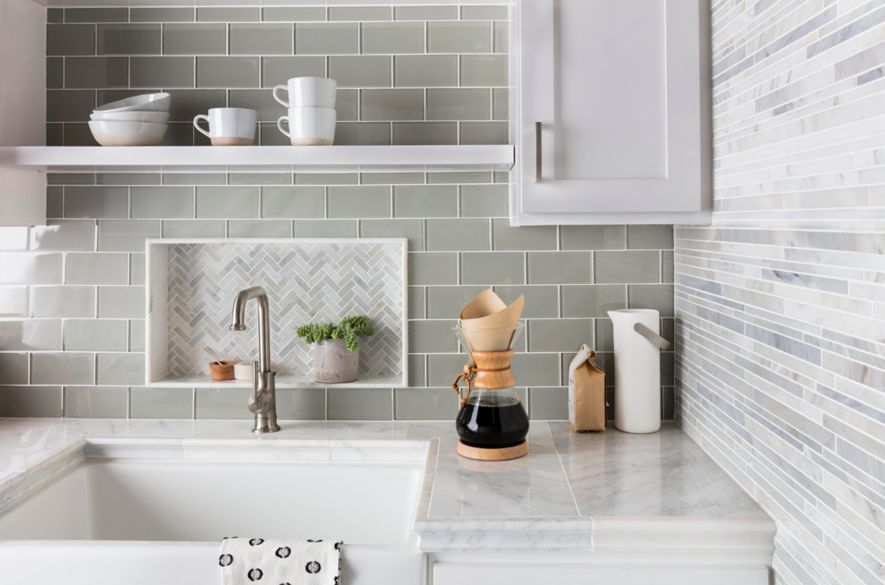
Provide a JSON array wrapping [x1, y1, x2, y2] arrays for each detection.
[[89, 92, 171, 146], [273, 78, 337, 145]]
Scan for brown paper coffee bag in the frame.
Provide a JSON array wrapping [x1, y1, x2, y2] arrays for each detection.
[[568, 344, 606, 432]]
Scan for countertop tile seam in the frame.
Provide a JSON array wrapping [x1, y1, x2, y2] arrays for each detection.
[[545, 420, 585, 521]]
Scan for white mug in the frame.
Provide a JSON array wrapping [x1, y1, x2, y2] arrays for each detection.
[[277, 107, 336, 146], [193, 108, 257, 146], [273, 77, 337, 108]]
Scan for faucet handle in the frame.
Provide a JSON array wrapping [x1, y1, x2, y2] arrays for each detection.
[[247, 361, 273, 414]]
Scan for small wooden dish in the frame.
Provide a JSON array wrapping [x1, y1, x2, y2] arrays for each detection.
[[209, 361, 236, 381]]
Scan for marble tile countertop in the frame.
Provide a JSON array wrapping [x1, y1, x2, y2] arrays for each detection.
[[0, 418, 774, 554]]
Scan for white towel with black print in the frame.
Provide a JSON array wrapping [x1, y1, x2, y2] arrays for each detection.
[[219, 537, 342, 585]]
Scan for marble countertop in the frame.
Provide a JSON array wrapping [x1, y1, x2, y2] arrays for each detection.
[[0, 418, 774, 553]]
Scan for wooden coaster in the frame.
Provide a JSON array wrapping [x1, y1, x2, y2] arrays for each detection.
[[457, 440, 528, 461]]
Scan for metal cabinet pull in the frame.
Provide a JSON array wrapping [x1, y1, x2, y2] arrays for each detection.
[[535, 121, 542, 183]]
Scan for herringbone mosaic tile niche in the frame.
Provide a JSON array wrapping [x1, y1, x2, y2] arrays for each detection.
[[153, 239, 406, 384]]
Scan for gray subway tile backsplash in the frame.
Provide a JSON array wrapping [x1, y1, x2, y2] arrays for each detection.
[[30, 285, 95, 318], [329, 6, 391, 21], [528, 251, 592, 285], [64, 385, 129, 417], [327, 387, 393, 420], [195, 186, 260, 218], [0, 387, 63, 417], [16, 5, 675, 424], [64, 319, 128, 351], [461, 251, 524, 285], [427, 88, 491, 120], [131, 186, 194, 218], [329, 55, 392, 87], [65, 252, 128, 284], [0, 353, 29, 385], [595, 250, 660, 284], [197, 56, 261, 88], [97, 23, 161, 55], [328, 185, 391, 218], [426, 218, 489, 251], [47, 24, 96, 56], [130, 56, 195, 88], [460, 54, 508, 86], [261, 186, 325, 218], [360, 219, 424, 251], [394, 185, 457, 218], [197, 7, 259, 22], [362, 22, 425, 54], [65, 8, 128, 23], [32, 352, 94, 385], [393, 122, 457, 145], [428, 21, 492, 53], [64, 186, 128, 218], [296, 22, 359, 55], [64, 56, 129, 88], [361, 89, 424, 121], [229, 23, 293, 55], [395, 5, 458, 21], [262, 7, 325, 22], [131, 7, 195, 23], [395, 55, 458, 87], [163, 23, 227, 54]]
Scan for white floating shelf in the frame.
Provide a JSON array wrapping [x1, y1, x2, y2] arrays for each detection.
[[33, 0, 509, 7], [151, 374, 405, 389], [0, 145, 514, 173]]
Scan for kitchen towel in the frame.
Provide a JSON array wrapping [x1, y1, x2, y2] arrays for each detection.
[[219, 537, 342, 585]]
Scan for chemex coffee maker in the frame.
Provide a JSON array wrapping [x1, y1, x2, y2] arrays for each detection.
[[451, 290, 529, 461]]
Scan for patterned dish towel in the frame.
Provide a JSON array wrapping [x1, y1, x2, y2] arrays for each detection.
[[219, 537, 343, 585]]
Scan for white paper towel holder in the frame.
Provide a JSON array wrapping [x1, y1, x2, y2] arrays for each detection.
[[607, 309, 671, 433]]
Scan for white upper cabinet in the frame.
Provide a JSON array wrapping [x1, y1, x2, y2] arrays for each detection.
[[510, 0, 712, 225], [0, 0, 46, 227]]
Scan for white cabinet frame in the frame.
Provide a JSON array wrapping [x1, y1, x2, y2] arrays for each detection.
[[510, 0, 713, 226]]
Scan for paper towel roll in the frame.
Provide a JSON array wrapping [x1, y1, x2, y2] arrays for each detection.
[[607, 309, 662, 433]]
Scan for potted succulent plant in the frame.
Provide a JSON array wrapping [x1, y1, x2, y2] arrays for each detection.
[[296, 316, 374, 384]]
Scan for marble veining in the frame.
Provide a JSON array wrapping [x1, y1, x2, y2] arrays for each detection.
[[0, 419, 773, 553]]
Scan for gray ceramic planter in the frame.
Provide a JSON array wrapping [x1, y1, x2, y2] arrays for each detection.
[[313, 339, 359, 384]]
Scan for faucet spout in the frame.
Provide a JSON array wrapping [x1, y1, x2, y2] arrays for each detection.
[[229, 286, 272, 373], [228, 286, 279, 434]]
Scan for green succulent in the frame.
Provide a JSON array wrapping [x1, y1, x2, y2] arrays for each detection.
[[296, 316, 374, 352]]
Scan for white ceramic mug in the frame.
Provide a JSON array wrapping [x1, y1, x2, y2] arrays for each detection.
[[277, 107, 336, 145], [193, 108, 257, 146], [272, 77, 337, 108]]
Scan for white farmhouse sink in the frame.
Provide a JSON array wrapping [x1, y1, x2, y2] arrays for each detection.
[[0, 439, 429, 585]]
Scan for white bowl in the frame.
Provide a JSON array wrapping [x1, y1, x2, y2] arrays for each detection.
[[233, 362, 254, 381], [94, 92, 171, 113], [90, 110, 170, 124], [89, 120, 168, 147]]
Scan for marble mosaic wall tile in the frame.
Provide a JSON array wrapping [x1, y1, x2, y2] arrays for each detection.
[[164, 240, 404, 378], [677, 1, 885, 584]]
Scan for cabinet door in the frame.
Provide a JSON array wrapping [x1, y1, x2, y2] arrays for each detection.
[[512, 0, 711, 225], [0, 0, 46, 227]]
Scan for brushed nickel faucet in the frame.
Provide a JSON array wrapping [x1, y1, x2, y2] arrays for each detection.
[[229, 286, 279, 434]]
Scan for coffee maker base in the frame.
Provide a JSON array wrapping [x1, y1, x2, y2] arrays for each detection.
[[456, 439, 528, 461]]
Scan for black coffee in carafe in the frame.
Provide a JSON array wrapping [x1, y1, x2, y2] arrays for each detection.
[[456, 394, 529, 449]]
